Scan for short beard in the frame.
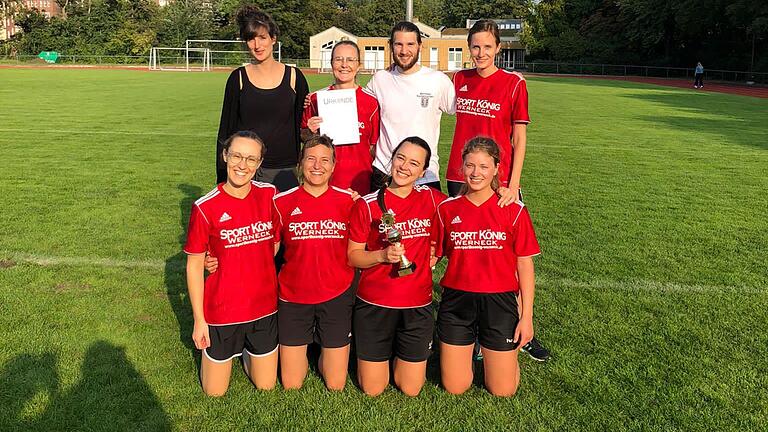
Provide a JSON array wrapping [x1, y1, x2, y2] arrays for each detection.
[[394, 53, 419, 71]]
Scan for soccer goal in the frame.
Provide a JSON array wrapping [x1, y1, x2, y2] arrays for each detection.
[[148, 47, 211, 71], [186, 39, 282, 69]]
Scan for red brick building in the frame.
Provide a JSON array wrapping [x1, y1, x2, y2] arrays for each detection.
[[2, 0, 63, 40]]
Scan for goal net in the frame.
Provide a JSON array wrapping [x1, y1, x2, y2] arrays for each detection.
[[187, 39, 282, 68], [149, 40, 283, 71], [149, 47, 211, 71]]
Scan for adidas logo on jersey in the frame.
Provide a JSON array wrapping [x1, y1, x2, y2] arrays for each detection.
[[219, 212, 232, 222], [451, 216, 462, 224], [291, 207, 302, 216], [459, 84, 468, 92]]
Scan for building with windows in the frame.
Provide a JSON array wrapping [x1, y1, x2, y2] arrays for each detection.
[[2, 0, 62, 40], [309, 18, 526, 72]]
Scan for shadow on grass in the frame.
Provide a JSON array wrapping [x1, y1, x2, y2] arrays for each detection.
[[164, 184, 202, 363], [0, 341, 170, 431], [624, 92, 768, 151]]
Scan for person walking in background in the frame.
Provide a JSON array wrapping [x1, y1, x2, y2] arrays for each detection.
[[216, 5, 309, 191], [694, 62, 704, 89]]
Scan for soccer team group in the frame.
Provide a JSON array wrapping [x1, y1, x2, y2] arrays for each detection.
[[184, 5, 549, 398]]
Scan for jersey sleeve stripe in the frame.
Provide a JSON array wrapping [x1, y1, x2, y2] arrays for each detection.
[[193, 203, 210, 225], [512, 203, 525, 226], [274, 186, 299, 199], [194, 187, 219, 206], [331, 185, 354, 196]]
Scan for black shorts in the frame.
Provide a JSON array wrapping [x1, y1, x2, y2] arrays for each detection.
[[204, 313, 278, 362], [353, 299, 434, 362], [278, 284, 356, 348], [437, 287, 520, 351]]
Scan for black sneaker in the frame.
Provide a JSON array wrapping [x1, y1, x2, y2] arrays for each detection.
[[521, 337, 550, 362]]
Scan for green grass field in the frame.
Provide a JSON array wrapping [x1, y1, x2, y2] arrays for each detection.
[[1, 68, 767, 431]]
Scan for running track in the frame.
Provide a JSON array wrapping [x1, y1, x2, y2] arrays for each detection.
[[529, 73, 768, 99]]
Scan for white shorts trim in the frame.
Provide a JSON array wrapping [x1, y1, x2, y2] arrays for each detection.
[[203, 348, 242, 364], [244, 345, 279, 358]]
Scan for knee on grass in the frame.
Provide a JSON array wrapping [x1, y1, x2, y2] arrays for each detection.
[[442, 379, 472, 396], [486, 381, 519, 398]]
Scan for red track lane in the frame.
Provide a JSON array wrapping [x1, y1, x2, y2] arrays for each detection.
[[530, 73, 768, 99]]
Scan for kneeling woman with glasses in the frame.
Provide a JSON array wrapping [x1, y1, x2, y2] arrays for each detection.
[[184, 131, 280, 396]]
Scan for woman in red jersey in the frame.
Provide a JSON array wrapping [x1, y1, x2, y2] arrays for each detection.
[[301, 40, 380, 194], [433, 137, 540, 397], [347, 136, 446, 397], [445, 19, 529, 203], [185, 131, 280, 396], [273, 135, 357, 391]]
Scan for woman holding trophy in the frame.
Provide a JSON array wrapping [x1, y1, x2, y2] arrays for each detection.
[[347, 137, 446, 397]]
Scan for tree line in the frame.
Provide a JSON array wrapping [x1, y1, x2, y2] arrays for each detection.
[[1, 0, 766, 72]]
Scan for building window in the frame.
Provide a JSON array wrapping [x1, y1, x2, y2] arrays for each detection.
[[448, 47, 462, 70]]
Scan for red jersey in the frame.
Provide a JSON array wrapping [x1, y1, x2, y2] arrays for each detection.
[[183, 182, 280, 325], [302, 85, 380, 194], [433, 194, 540, 294], [447, 69, 530, 187], [274, 185, 355, 304], [349, 186, 446, 308]]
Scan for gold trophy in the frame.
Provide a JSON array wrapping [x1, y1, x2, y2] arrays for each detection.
[[381, 211, 416, 277]]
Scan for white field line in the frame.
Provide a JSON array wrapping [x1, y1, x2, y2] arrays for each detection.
[[2, 252, 167, 270], [536, 275, 765, 294], [2, 251, 764, 294], [0, 128, 210, 138]]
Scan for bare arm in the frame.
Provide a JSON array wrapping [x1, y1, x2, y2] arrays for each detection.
[[514, 255, 535, 346], [186, 253, 210, 350], [497, 123, 528, 208], [508, 123, 528, 192], [347, 240, 402, 269]]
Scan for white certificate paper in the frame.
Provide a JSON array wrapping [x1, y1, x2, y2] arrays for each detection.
[[317, 89, 360, 145]]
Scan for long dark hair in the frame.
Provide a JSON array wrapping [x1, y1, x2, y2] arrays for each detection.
[[458, 136, 501, 195]]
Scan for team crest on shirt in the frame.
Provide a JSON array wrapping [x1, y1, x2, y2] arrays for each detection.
[[417, 92, 433, 108]]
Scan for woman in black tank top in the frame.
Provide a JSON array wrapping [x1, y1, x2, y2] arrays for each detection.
[[216, 6, 309, 191]]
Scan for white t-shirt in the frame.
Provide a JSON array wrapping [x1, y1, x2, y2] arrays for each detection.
[[364, 66, 455, 184]]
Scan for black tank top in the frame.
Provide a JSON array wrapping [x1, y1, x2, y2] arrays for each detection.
[[238, 65, 298, 169]]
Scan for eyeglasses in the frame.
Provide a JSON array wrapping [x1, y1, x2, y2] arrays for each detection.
[[332, 57, 359, 64], [226, 152, 261, 167]]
